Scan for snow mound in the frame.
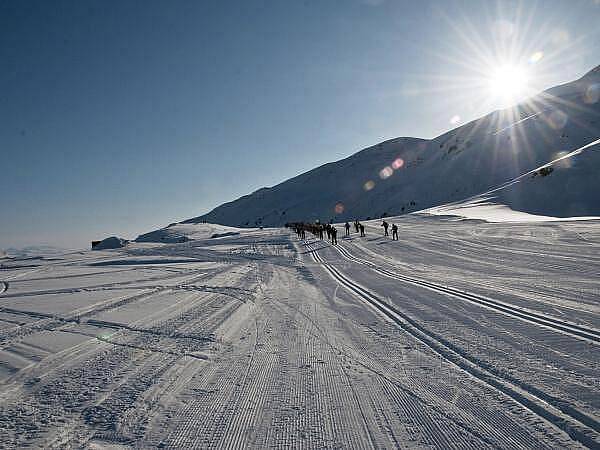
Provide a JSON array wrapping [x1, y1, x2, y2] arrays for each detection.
[[422, 199, 598, 223], [92, 236, 128, 250], [135, 223, 244, 243]]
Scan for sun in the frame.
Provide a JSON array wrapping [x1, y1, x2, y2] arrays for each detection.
[[488, 64, 530, 103]]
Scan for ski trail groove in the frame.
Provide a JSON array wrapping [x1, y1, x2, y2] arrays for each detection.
[[334, 242, 600, 345], [305, 240, 600, 449]]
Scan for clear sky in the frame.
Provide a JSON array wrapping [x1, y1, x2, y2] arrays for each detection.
[[2, 0, 599, 250]]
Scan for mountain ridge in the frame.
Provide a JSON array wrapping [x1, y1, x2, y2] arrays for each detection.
[[145, 65, 599, 237]]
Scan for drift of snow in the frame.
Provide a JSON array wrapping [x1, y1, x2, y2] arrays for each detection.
[[135, 222, 245, 243], [421, 198, 600, 222]]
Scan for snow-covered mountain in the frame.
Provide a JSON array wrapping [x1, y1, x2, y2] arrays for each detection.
[[423, 135, 600, 222], [161, 65, 600, 233]]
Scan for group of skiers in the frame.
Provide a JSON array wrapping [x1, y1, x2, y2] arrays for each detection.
[[381, 220, 399, 240], [292, 222, 339, 244], [290, 218, 399, 244]]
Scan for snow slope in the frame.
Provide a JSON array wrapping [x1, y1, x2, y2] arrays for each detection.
[[186, 65, 600, 227], [0, 220, 599, 448], [135, 222, 248, 243], [423, 137, 600, 222]]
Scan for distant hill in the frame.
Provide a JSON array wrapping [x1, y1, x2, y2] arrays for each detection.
[[3, 245, 70, 258], [150, 65, 600, 233]]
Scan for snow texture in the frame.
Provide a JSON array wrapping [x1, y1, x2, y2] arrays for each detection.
[[0, 219, 599, 448]]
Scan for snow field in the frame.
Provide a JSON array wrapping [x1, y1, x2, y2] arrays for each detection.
[[0, 221, 598, 448]]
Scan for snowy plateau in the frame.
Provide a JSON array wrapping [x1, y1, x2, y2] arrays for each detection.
[[1, 67, 600, 449]]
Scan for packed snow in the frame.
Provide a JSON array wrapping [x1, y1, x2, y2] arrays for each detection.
[[0, 219, 599, 448], [421, 198, 599, 223]]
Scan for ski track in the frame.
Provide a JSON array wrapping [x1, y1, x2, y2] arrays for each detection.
[[332, 241, 600, 345], [304, 239, 599, 448], [0, 225, 597, 448]]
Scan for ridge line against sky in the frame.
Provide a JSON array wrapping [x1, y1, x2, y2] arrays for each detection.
[[2, 0, 599, 250]]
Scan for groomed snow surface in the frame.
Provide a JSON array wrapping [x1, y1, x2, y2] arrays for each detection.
[[0, 219, 599, 448]]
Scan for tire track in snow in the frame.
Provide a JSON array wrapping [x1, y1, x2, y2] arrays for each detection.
[[62, 287, 247, 447], [153, 266, 264, 448], [306, 241, 600, 449], [0, 267, 255, 447], [0, 263, 231, 300], [0, 265, 237, 347]]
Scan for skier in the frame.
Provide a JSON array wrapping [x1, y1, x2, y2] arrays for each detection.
[[331, 226, 338, 245], [326, 224, 331, 240], [319, 225, 324, 240], [360, 223, 365, 237], [344, 222, 350, 236], [382, 220, 389, 237], [391, 223, 398, 241], [354, 219, 360, 233]]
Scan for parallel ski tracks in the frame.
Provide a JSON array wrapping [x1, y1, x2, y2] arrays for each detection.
[[334, 242, 600, 345], [305, 241, 600, 449]]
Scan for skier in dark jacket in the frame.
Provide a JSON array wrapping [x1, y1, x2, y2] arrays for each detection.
[[382, 220, 389, 236], [331, 226, 338, 245], [354, 220, 359, 233], [344, 222, 350, 236], [391, 223, 399, 240], [360, 223, 365, 237]]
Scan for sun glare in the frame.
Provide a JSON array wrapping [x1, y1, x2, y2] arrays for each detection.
[[488, 65, 530, 102]]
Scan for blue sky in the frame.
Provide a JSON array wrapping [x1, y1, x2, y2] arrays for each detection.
[[2, 0, 599, 249]]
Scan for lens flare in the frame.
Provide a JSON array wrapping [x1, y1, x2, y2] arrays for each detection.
[[391, 158, 404, 169], [379, 166, 393, 179], [334, 203, 344, 214], [546, 109, 568, 130], [363, 180, 375, 191], [552, 29, 570, 46], [584, 84, 599, 104], [553, 151, 572, 169], [529, 51, 544, 64]]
